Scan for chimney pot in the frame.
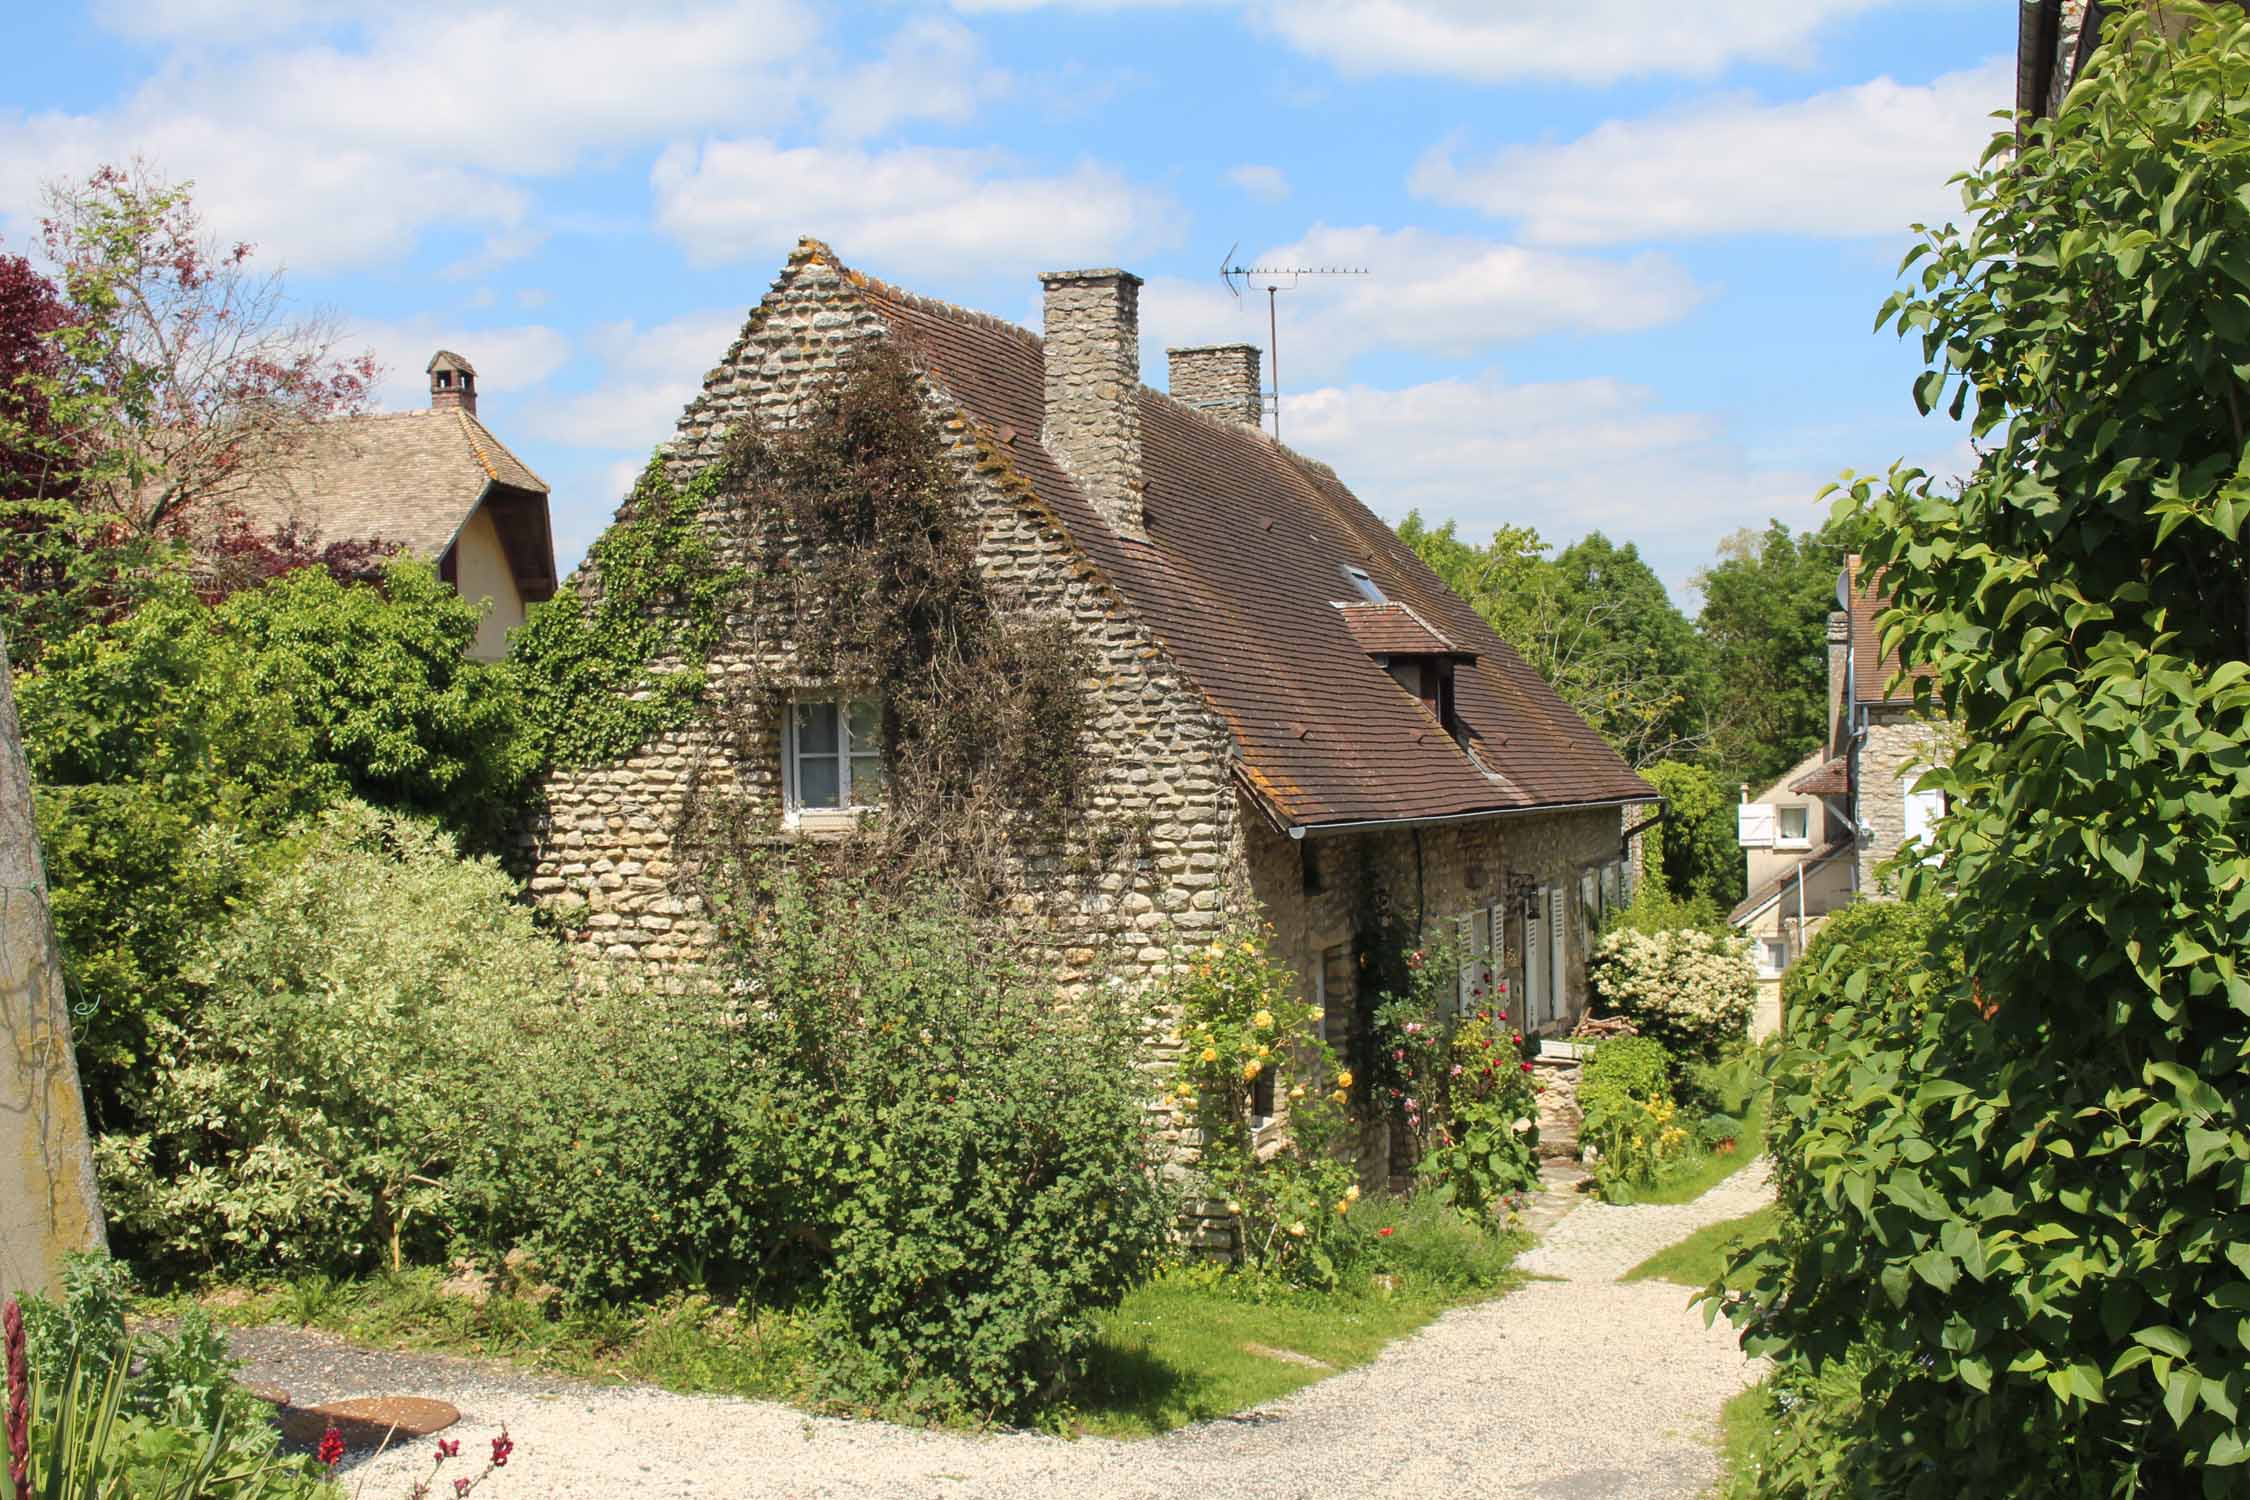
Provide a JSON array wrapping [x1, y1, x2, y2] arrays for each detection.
[[1166, 343, 1262, 429], [1039, 268, 1146, 541], [427, 349, 478, 416]]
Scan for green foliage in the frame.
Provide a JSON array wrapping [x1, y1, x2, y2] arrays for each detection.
[[1779, 896, 1958, 1033], [1694, 515, 1866, 790], [1578, 1036, 1691, 1202], [1720, 14, 2250, 1493], [14, 1256, 332, 1499], [1588, 924, 1756, 1064], [218, 559, 536, 848], [1638, 760, 1746, 909], [1165, 932, 1365, 1290], [1367, 968, 1543, 1223], [96, 802, 571, 1275], [1398, 515, 1712, 766], [725, 859, 1171, 1420], [508, 455, 742, 769]]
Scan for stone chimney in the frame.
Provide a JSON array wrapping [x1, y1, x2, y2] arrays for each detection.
[[428, 350, 477, 416], [1827, 609, 1850, 755], [1167, 343, 1262, 428], [1039, 268, 1145, 541]]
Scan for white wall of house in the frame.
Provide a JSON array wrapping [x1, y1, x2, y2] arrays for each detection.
[[452, 503, 527, 661]]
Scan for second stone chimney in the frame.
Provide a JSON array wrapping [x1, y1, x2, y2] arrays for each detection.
[[1167, 343, 1262, 429], [428, 350, 477, 415], [1039, 268, 1145, 541]]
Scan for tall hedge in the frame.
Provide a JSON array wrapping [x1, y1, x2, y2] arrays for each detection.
[[1725, 9, 2250, 1495]]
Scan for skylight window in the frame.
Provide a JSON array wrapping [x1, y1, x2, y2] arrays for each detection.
[[1342, 565, 1387, 604]]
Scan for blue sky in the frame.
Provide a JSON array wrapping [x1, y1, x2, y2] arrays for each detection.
[[0, 1, 2012, 601]]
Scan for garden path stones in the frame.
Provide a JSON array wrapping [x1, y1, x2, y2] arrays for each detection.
[[237, 1165, 1775, 1499]]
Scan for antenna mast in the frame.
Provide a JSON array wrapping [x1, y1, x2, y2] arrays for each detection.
[[1220, 243, 1367, 443]]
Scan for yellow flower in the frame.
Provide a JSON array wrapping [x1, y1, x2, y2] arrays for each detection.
[[1253, 1009, 1274, 1030], [1201, 1047, 1219, 1063], [1335, 1070, 1354, 1089], [1287, 1222, 1308, 1238], [1335, 1200, 1351, 1214], [1207, 941, 1226, 958], [1239, 940, 1257, 954], [1256, 1044, 1270, 1059], [1345, 1184, 1361, 1203], [1242, 1060, 1263, 1081], [1289, 1085, 1306, 1100], [1225, 1199, 1241, 1214], [1308, 1007, 1325, 1024], [1330, 1089, 1349, 1106]]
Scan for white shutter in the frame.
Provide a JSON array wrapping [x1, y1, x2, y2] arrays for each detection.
[[1525, 895, 1547, 1025], [1455, 915, 1474, 1012], [1904, 789, 1946, 862], [1737, 803, 1776, 847], [1549, 886, 1569, 1022]]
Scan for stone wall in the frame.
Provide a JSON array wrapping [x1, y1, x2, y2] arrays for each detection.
[[526, 246, 1243, 996], [1165, 344, 1262, 429], [1853, 708, 1950, 895]]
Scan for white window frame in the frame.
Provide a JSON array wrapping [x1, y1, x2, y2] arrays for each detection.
[[1775, 804, 1812, 850], [783, 693, 884, 826], [1755, 937, 1788, 979]]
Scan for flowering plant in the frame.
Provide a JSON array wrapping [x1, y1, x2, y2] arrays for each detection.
[[1372, 963, 1544, 1223], [1163, 931, 1365, 1289], [1587, 926, 1755, 1063], [1577, 1035, 1691, 1201]]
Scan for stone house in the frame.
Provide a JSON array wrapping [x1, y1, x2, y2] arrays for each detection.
[[527, 240, 1654, 1156], [1731, 556, 1948, 1025], [232, 351, 557, 659]]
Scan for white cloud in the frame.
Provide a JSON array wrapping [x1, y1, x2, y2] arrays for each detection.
[[1412, 61, 2007, 244], [824, 17, 1011, 140], [1281, 373, 1824, 598], [1224, 164, 1290, 203], [650, 138, 1185, 274], [345, 319, 572, 412], [950, 0, 1930, 82], [523, 311, 744, 450], [1137, 225, 1704, 384]]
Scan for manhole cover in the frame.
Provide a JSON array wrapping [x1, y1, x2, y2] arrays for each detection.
[[281, 1396, 461, 1455]]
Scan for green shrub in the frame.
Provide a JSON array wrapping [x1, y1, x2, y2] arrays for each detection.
[[725, 859, 1171, 1420], [1588, 925, 1755, 1064], [457, 984, 791, 1303], [218, 559, 536, 849], [1578, 1035, 1690, 1201], [1166, 931, 1365, 1291], [95, 802, 571, 1274], [1779, 895, 1957, 1033]]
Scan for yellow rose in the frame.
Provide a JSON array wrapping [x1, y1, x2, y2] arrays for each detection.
[[1225, 1199, 1241, 1214], [1287, 1222, 1307, 1238], [1239, 940, 1257, 954], [1201, 1047, 1219, 1063], [1330, 1089, 1349, 1106], [1256, 1044, 1270, 1059], [1335, 1070, 1354, 1089], [1242, 1060, 1263, 1080], [1308, 1008, 1324, 1025], [1289, 1085, 1306, 1100], [1345, 1184, 1361, 1202], [1253, 1009, 1274, 1030]]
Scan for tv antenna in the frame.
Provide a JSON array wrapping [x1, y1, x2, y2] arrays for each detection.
[[1220, 242, 1367, 443]]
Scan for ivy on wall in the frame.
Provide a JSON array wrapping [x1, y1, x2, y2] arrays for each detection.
[[509, 460, 744, 770]]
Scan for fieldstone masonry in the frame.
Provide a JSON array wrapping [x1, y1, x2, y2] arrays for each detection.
[[1853, 710, 1950, 896], [1165, 344, 1263, 429], [525, 240, 1634, 1194]]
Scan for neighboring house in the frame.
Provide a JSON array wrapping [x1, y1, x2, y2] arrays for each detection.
[[1731, 557, 1949, 1030], [232, 351, 558, 659], [529, 241, 1654, 1124], [2018, 0, 2243, 123]]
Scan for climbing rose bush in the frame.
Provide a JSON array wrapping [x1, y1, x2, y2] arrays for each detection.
[[1588, 926, 1754, 1063], [1165, 931, 1366, 1289]]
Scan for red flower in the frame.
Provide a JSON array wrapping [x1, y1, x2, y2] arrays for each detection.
[[317, 1425, 347, 1469], [1520, 1061, 1534, 1073], [490, 1431, 514, 1468], [436, 1439, 460, 1461], [454, 1480, 471, 1498], [1378, 1226, 1395, 1237], [7, 1298, 30, 1500]]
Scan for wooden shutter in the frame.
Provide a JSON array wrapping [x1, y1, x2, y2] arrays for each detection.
[[1737, 803, 1776, 847]]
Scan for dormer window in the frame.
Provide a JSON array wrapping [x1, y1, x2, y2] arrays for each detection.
[[1342, 565, 1387, 604], [1333, 599, 1477, 745]]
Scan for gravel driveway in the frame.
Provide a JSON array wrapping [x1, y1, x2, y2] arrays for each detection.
[[270, 1166, 1772, 1500]]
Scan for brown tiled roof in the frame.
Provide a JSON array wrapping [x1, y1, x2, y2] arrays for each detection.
[[1790, 756, 1850, 797], [1333, 601, 1470, 659], [846, 256, 1654, 829], [231, 408, 550, 563], [1729, 832, 1854, 926], [1845, 555, 1934, 706]]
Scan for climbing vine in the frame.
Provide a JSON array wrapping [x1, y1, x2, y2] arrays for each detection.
[[509, 459, 744, 769], [684, 345, 1121, 904]]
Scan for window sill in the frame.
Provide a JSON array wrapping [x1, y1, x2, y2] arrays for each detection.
[[784, 809, 876, 840], [1773, 838, 1812, 852]]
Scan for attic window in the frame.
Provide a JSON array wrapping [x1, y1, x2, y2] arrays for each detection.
[[1341, 565, 1387, 604]]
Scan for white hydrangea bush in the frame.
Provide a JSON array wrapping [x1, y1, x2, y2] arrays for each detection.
[[1588, 926, 1756, 1060]]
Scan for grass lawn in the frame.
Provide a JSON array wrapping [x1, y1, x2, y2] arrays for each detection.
[[1632, 1098, 1767, 1207], [1621, 1204, 1779, 1289], [154, 1201, 1526, 1438], [1710, 1379, 1775, 1499]]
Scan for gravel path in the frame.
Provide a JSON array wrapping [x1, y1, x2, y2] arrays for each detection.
[[269, 1166, 1773, 1500]]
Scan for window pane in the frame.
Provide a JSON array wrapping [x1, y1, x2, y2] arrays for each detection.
[[1778, 806, 1809, 841], [846, 698, 880, 752], [797, 756, 841, 808], [795, 700, 839, 755], [848, 754, 884, 806]]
